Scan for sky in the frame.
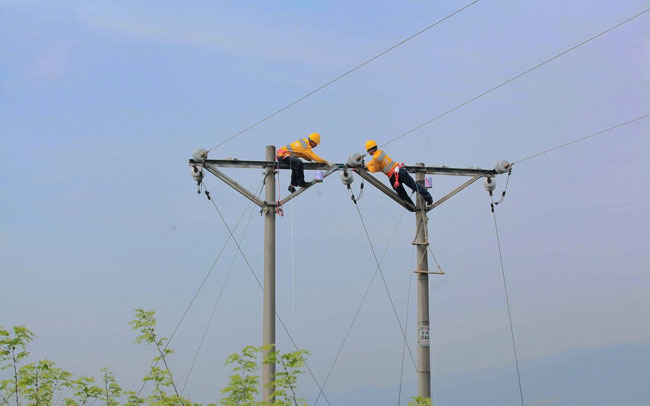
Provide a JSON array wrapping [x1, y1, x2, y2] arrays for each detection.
[[1, 0, 649, 404]]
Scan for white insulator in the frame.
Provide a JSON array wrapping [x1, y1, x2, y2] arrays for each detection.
[[340, 170, 354, 186], [495, 160, 511, 174], [347, 153, 363, 168], [192, 148, 208, 162], [483, 177, 496, 192], [190, 166, 203, 181]]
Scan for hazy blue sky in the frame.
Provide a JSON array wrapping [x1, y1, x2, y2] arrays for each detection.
[[1, 0, 649, 404]]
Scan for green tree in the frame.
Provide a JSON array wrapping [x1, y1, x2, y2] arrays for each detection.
[[262, 347, 308, 406], [18, 359, 71, 406], [408, 396, 432, 406], [100, 369, 121, 406], [0, 326, 35, 406], [219, 346, 260, 406], [63, 376, 102, 406], [128, 309, 188, 406]]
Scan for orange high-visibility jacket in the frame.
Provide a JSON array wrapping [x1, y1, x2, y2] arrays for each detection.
[[366, 149, 399, 177], [277, 138, 327, 163]]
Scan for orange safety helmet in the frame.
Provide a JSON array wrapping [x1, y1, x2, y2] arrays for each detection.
[[365, 140, 378, 151]]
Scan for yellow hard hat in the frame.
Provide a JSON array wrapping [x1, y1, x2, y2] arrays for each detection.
[[309, 132, 321, 145], [365, 140, 377, 151]]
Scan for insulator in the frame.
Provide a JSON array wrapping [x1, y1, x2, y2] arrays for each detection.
[[190, 166, 203, 182], [483, 176, 496, 192], [347, 153, 363, 168], [192, 148, 208, 162], [495, 160, 511, 174], [340, 170, 354, 186]]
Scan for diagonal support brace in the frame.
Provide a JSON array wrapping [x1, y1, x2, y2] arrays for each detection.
[[204, 165, 265, 207], [355, 168, 415, 212], [427, 175, 481, 212], [280, 165, 340, 206]]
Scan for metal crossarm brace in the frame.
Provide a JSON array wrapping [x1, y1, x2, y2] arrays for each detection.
[[280, 165, 340, 206], [427, 175, 481, 212], [203, 165, 265, 207], [354, 168, 415, 212]]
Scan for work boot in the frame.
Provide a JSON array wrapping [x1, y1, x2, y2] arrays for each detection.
[[426, 197, 433, 206], [288, 185, 296, 193], [297, 181, 308, 188]]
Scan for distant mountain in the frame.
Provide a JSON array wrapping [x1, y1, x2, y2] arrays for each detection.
[[322, 341, 650, 406]]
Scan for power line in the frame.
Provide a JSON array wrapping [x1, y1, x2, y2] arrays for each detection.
[[207, 0, 482, 151], [490, 196, 525, 406], [136, 181, 264, 398], [380, 8, 650, 148], [513, 113, 649, 164], [353, 203, 419, 367], [180, 193, 260, 395], [397, 248, 415, 406], [203, 184, 333, 406], [313, 207, 410, 406]]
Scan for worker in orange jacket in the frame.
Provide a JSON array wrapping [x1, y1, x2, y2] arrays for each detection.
[[277, 133, 333, 193], [364, 140, 432, 210]]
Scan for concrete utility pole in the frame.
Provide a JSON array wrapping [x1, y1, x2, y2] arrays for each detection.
[[190, 147, 508, 404], [354, 160, 508, 402], [262, 145, 276, 401], [414, 163, 431, 398]]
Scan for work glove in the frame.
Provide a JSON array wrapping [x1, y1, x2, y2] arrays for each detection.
[[326, 160, 335, 167]]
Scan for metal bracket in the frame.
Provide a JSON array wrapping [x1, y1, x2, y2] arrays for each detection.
[[427, 175, 482, 212], [413, 270, 445, 275]]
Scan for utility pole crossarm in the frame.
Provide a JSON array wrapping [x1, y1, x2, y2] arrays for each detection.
[[189, 159, 495, 177], [189, 159, 342, 171], [403, 165, 496, 177]]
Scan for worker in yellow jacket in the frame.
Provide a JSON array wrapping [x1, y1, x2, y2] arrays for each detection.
[[364, 140, 433, 210], [277, 133, 333, 193]]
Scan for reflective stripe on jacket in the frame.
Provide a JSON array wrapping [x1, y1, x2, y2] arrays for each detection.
[[365, 149, 399, 177], [276, 138, 326, 163]]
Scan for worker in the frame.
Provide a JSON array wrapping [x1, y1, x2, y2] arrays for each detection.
[[277, 133, 333, 193], [364, 140, 433, 211]]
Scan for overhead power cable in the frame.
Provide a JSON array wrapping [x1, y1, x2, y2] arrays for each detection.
[[353, 203, 418, 367], [490, 196, 525, 406], [136, 181, 264, 398], [180, 190, 261, 395], [313, 207, 409, 406], [202, 183, 333, 406], [207, 0, 482, 151], [380, 8, 650, 148], [513, 113, 650, 164]]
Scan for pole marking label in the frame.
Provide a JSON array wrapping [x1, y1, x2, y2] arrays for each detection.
[[418, 325, 430, 346]]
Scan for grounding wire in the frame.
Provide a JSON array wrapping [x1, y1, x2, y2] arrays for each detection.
[[380, 8, 650, 149], [202, 183, 333, 406], [180, 186, 263, 395], [135, 180, 264, 398], [490, 195, 525, 406], [206, 0, 482, 151], [513, 113, 650, 164], [313, 206, 410, 406]]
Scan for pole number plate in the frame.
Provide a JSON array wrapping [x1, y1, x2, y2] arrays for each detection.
[[418, 325, 430, 346]]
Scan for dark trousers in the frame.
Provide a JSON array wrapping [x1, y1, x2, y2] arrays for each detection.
[[389, 168, 432, 206], [278, 156, 306, 187]]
